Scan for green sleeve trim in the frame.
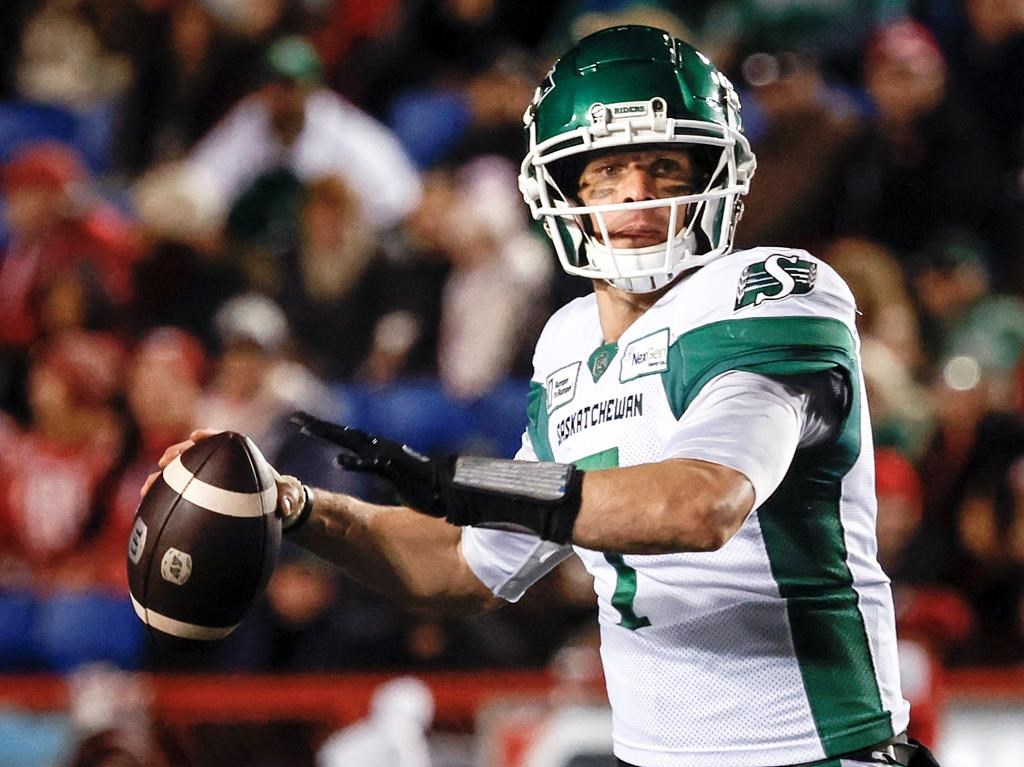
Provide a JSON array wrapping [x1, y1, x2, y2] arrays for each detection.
[[662, 317, 857, 419], [573, 447, 619, 471], [526, 381, 554, 462]]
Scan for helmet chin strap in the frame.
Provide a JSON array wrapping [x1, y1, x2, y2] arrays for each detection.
[[585, 228, 698, 294], [605, 271, 676, 294]]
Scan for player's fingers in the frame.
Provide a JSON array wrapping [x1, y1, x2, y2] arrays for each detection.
[[140, 470, 161, 499], [158, 439, 195, 468], [155, 430, 221, 469], [276, 477, 304, 518], [337, 451, 371, 472], [291, 411, 373, 450]]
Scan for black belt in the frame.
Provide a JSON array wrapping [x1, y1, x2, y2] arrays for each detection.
[[616, 732, 935, 767], [809, 731, 910, 765]]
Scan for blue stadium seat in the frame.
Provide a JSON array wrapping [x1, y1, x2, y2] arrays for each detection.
[[0, 101, 78, 162], [467, 379, 531, 458], [0, 100, 115, 174], [332, 379, 530, 457], [387, 88, 472, 168], [0, 591, 39, 671], [32, 591, 145, 673]]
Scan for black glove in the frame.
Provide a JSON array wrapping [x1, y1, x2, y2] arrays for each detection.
[[290, 411, 583, 543], [289, 411, 446, 515]]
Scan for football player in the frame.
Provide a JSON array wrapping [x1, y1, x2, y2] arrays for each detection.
[[147, 26, 938, 767]]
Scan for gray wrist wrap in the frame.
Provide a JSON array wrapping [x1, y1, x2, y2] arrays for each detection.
[[440, 456, 584, 544], [452, 457, 577, 501]]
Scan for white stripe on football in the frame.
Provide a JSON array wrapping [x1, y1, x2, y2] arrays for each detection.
[[130, 594, 238, 641], [163, 455, 277, 518]]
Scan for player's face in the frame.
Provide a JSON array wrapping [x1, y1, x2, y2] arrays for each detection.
[[576, 148, 698, 249]]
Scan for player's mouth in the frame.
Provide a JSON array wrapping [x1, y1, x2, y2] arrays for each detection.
[[605, 226, 665, 247]]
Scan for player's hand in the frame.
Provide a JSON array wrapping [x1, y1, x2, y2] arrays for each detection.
[[139, 429, 305, 521], [290, 411, 445, 516], [139, 429, 221, 499]]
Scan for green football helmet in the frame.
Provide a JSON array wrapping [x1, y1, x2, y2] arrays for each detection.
[[520, 25, 756, 293]]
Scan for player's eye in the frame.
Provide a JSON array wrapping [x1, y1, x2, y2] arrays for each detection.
[[650, 158, 689, 180], [589, 163, 620, 179]]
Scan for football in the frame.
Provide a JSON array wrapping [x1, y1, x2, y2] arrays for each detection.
[[127, 431, 281, 642]]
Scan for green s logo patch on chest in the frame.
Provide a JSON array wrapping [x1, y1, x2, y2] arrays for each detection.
[[735, 254, 817, 310]]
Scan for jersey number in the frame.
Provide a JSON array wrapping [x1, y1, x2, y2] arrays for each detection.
[[574, 448, 651, 631]]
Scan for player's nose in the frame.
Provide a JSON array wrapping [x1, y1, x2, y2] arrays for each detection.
[[617, 166, 657, 203]]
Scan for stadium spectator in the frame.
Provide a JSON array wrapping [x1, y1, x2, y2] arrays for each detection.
[[223, 167, 307, 295], [365, 0, 558, 118], [317, 676, 434, 767], [274, 174, 431, 381], [730, 38, 862, 252], [188, 35, 422, 232], [910, 227, 1024, 386], [114, 0, 264, 174], [918, 0, 1024, 188], [0, 331, 125, 591], [436, 156, 551, 400], [307, 0, 403, 109], [195, 293, 335, 462], [0, 142, 140, 350], [832, 19, 1013, 263], [98, 327, 206, 592], [64, 663, 167, 767], [942, 412, 1024, 665], [875, 447, 973, 665], [824, 238, 924, 371], [14, 0, 132, 110], [388, 48, 540, 170], [824, 238, 933, 458], [129, 160, 243, 347]]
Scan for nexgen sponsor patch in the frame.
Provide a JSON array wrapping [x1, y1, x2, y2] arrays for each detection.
[[620, 328, 670, 382]]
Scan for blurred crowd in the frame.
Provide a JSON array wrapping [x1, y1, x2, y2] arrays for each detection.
[[1, 0, 1024, 700]]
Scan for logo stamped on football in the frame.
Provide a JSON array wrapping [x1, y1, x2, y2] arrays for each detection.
[[161, 548, 193, 585], [128, 518, 147, 565]]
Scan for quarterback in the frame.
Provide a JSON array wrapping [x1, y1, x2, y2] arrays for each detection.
[[147, 26, 938, 767]]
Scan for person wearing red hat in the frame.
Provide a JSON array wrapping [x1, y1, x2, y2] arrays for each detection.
[[0, 141, 141, 351], [832, 19, 1014, 269]]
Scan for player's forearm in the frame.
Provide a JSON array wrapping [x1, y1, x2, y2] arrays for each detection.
[[287, 489, 501, 614], [572, 458, 755, 554]]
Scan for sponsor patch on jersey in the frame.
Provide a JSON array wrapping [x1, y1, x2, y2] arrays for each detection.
[[620, 328, 670, 382], [734, 254, 817, 310], [546, 362, 581, 414]]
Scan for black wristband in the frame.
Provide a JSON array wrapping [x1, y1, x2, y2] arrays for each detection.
[[283, 484, 315, 534]]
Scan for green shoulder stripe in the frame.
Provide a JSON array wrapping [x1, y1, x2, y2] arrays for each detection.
[[661, 316, 856, 420], [661, 314, 890, 750], [757, 371, 893, 753], [526, 381, 554, 462]]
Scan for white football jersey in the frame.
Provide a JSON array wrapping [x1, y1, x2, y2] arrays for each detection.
[[461, 247, 910, 767]]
